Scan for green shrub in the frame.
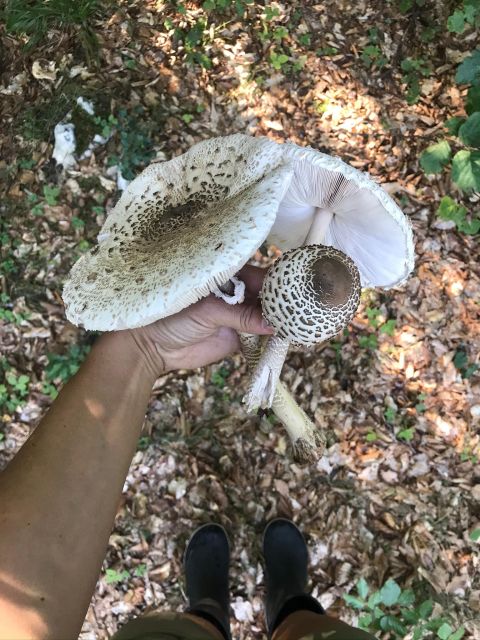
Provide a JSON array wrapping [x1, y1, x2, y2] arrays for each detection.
[[42, 344, 90, 398], [344, 578, 465, 639], [0, 364, 30, 416], [419, 5, 480, 235]]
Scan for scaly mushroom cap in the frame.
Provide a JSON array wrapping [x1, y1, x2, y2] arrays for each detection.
[[261, 245, 361, 347], [63, 134, 293, 330], [268, 144, 414, 288]]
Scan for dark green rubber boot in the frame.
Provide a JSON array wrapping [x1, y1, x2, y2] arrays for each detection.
[[184, 523, 231, 640], [263, 518, 324, 637]]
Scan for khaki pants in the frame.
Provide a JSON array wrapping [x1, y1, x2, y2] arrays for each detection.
[[113, 609, 377, 640]]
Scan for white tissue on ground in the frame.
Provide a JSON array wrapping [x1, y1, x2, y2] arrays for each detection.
[[76, 96, 94, 115], [105, 164, 131, 192], [52, 123, 77, 169], [117, 170, 130, 191], [52, 96, 112, 167]]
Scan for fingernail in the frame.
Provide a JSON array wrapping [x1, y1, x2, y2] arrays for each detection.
[[262, 318, 274, 332]]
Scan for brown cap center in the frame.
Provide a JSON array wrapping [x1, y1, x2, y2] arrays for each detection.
[[311, 256, 353, 307]]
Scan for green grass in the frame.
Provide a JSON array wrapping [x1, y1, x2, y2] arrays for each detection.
[[4, 0, 103, 60]]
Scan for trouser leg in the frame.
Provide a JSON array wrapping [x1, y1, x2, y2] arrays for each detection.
[[112, 610, 225, 640], [272, 609, 378, 640]]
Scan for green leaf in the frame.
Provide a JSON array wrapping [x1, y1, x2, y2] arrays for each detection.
[[420, 140, 452, 174], [380, 579, 401, 606], [373, 605, 384, 619], [358, 613, 373, 628], [380, 615, 408, 635], [445, 117, 466, 135], [414, 625, 427, 640], [357, 577, 369, 600], [366, 306, 381, 327], [366, 431, 378, 442], [470, 528, 480, 542], [380, 319, 396, 336], [384, 406, 397, 424], [398, 427, 415, 441], [105, 568, 130, 584], [452, 149, 480, 191], [466, 85, 480, 114], [399, 0, 413, 13], [71, 216, 85, 230], [43, 185, 60, 205], [403, 608, 421, 623], [454, 349, 468, 370], [455, 49, 480, 85], [438, 196, 468, 225], [448, 628, 465, 640], [459, 112, 480, 147], [418, 599, 434, 618], [273, 26, 288, 41], [344, 594, 365, 609], [269, 52, 289, 70], [398, 589, 416, 606], [358, 334, 378, 349], [457, 219, 480, 235], [134, 563, 147, 577], [438, 623, 453, 640], [447, 10, 466, 33], [367, 590, 382, 609]]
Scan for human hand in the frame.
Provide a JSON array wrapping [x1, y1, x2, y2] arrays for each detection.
[[126, 265, 273, 379]]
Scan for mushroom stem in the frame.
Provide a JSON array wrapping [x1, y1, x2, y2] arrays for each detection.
[[304, 208, 333, 245], [244, 335, 290, 410], [239, 333, 324, 463], [244, 217, 332, 412]]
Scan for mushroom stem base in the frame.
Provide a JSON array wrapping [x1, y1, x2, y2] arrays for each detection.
[[240, 334, 324, 463]]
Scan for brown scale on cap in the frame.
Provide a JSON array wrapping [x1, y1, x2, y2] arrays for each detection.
[[261, 245, 361, 347]]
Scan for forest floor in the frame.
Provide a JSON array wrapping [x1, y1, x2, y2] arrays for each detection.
[[0, 1, 479, 638]]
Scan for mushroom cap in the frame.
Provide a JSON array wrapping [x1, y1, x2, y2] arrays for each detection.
[[63, 134, 293, 330], [267, 144, 414, 289], [261, 245, 361, 347]]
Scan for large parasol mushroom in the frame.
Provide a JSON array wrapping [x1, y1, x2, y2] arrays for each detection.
[[63, 135, 293, 329]]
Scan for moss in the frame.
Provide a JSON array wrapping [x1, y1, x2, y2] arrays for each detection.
[[70, 105, 99, 155], [20, 91, 75, 141], [17, 81, 111, 143], [77, 175, 102, 191]]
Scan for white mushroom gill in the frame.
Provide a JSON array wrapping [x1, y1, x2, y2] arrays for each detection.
[[244, 245, 361, 411], [268, 144, 414, 288]]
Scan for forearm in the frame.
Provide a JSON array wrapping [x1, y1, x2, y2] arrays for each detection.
[[0, 332, 156, 639]]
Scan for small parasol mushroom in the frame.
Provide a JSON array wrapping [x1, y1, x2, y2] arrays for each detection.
[[245, 245, 361, 424]]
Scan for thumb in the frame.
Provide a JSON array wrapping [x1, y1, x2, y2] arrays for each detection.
[[204, 298, 274, 335]]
